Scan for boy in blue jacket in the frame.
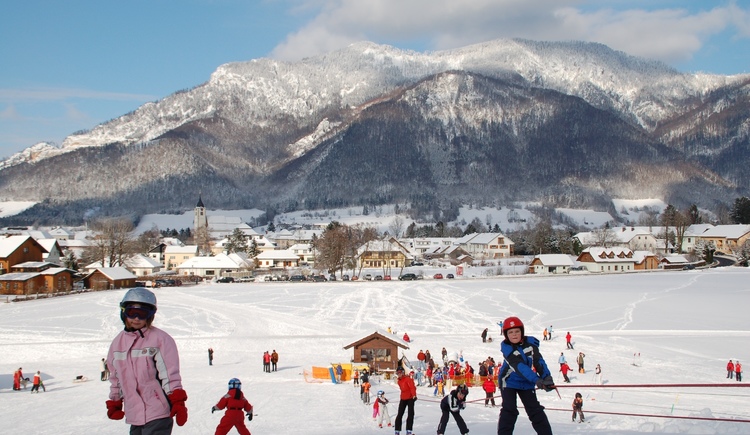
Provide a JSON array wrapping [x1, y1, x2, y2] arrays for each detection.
[[497, 316, 555, 435]]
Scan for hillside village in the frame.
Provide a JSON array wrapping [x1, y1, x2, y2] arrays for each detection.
[[0, 196, 749, 297]]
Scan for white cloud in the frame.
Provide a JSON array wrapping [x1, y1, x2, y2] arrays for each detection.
[[271, 0, 750, 66]]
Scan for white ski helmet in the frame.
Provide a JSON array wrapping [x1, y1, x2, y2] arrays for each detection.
[[120, 287, 157, 322]]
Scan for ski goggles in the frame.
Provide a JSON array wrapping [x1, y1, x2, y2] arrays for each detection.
[[122, 305, 155, 320]]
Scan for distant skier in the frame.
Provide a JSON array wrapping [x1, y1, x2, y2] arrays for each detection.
[[208, 348, 214, 366], [594, 364, 602, 385], [483, 376, 497, 407], [577, 352, 586, 373], [481, 328, 489, 343], [558, 352, 567, 369], [736, 361, 742, 382], [560, 361, 572, 383], [31, 371, 45, 393], [566, 332, 573, 349], [212, 378, 253, 435], [727, 360, 735, 379]]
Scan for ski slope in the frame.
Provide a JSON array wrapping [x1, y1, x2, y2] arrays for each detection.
[[1, 267, 749, 434]]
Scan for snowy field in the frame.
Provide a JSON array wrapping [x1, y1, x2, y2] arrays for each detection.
[[1, 267, 749, 435]]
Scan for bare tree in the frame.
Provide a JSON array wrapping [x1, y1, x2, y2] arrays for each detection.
[[590, 226, 619, 248], [84, 217, 136, 268], [388, 215, 405, 238]]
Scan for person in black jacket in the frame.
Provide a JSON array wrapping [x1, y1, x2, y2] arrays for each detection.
[[437, 384, 469, 435]]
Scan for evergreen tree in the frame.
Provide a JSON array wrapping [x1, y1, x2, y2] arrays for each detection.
[[225, 228, 248, 254], [730, 197, 750, 224]]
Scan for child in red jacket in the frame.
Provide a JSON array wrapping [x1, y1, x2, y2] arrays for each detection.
[[212, 378, 253, 435], [482, 377, 497, 407]]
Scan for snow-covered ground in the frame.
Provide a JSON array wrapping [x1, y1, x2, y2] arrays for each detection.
[[1, 267, 749, 435]]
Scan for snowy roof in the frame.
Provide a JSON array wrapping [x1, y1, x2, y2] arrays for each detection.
[[11, 261, 52, 269], [165, 245, 199, 254], [256, 249, 300, 260], [534, 254, 574, 266], [95, 267, 137, 280], [0, 235, 35, 257], [36, 238, 59, 253], [700, 224, 750, 239], [684, 224, 715, 236], [176, 253, 248, 269], [40, 267, 74, 276], [661, 255, 689, 264], [581, 247, 634, 262], [0, 272, 39, 281]]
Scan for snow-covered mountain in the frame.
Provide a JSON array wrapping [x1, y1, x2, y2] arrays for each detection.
[[0, 39, 748, 225]]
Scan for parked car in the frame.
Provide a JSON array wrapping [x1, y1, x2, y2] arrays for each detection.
[[342, 274, 350, 281], [412, 262, 424, 266], [446, 273, 454, 279], [328, 275, 337, 281], [383, 275, 392, 280], [312, 275, 327, 282], [399, 273, 417, 281], [263, 275, 273, 282], [236, 276, 255, 283], [433, 273, 443, 279], [351, 275, 359, 281], [364, 274, 373, 281], [374, 275, 383, 281], [217, 276, 234, 283], [682, 264, 696, 270], [290, 275, 306, 282]]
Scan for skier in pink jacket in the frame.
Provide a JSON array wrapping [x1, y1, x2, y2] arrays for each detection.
[[106, 288, 188, 434]]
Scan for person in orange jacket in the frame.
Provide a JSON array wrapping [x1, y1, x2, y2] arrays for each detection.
[[735, 361, 742, 382], [31, 371, 45, 393], [727, 360, 735, 379], [482, 376, 497, 407], [394, 366, 417, 435], [212, 378, 253, 435]]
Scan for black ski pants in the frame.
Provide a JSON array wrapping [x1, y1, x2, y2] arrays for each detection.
[[437, 402, 468, 434], [395, 398, 415, 432], [497, 387, 552, 435]]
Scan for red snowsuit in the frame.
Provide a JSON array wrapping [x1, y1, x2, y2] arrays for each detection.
[[214, 388, 253, 435], [13, 369, 22, 390]]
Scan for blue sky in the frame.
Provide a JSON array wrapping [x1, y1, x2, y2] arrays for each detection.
[[1, 0, 749, 159]]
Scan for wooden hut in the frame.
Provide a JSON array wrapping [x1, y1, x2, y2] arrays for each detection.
[[343, 331, 409, 372]]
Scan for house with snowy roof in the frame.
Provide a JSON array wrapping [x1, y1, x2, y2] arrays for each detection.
[[456, 232, 514, 259], [176, 253, 253, 278], [680, 224, 715, 253], [0, 261, 76, 295], [632, 251, 660, 270], [36, 238, 63, 265], [696, 224, 750, 254], [255, 249, 300, 269], [0, 235, 47, 274], [83, 267, 137, 290], [355, 238, 413, 271], [576, 247, 637, 273], [528, 254, 575, 274], [164, 245, 199, 270]]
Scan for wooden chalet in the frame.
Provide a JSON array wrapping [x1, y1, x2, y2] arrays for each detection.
[[343, 331, 409, 372]]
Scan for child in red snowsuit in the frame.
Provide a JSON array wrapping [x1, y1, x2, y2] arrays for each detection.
[[213, 378, 253, 435], [560, 362, 572, 383]]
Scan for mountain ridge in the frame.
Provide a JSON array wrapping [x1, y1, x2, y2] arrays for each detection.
[[0, 38, 748, 225]]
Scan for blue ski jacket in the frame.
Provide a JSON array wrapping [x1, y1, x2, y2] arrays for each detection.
[[498, 336, 551, 390]]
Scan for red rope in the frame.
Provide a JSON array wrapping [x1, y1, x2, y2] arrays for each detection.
[[543, 407, 750, 423], [553, 383, 750, 388]]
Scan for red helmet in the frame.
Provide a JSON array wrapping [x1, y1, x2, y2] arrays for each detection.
[[502, 316, 524, 338]]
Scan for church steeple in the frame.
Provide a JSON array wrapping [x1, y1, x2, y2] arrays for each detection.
[[194, 194, 207, 231]]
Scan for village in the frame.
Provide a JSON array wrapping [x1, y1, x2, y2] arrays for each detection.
[[0, 196, 748, 297]]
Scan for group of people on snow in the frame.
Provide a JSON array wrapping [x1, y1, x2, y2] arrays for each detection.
[[727, 359, 743, 381], [262, 350, 279, 372]]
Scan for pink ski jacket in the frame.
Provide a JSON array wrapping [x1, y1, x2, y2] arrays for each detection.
[[107, 326, 183, 426]]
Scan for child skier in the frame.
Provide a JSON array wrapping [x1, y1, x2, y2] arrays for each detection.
[[373, 390, 392, 428], [497, 316, 555, 435], [106, 288, 187, 433], [482, 376, 497, 407], [572, 392, 585, 423], [362, 379, 371, 404], [31, 371, 45, 393], [212, 378, 253, 435], [437, 384, 469, 435]]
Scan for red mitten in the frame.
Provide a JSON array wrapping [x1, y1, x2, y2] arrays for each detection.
[[168, 389, 188, 426], [106, 399, 125, 420]]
